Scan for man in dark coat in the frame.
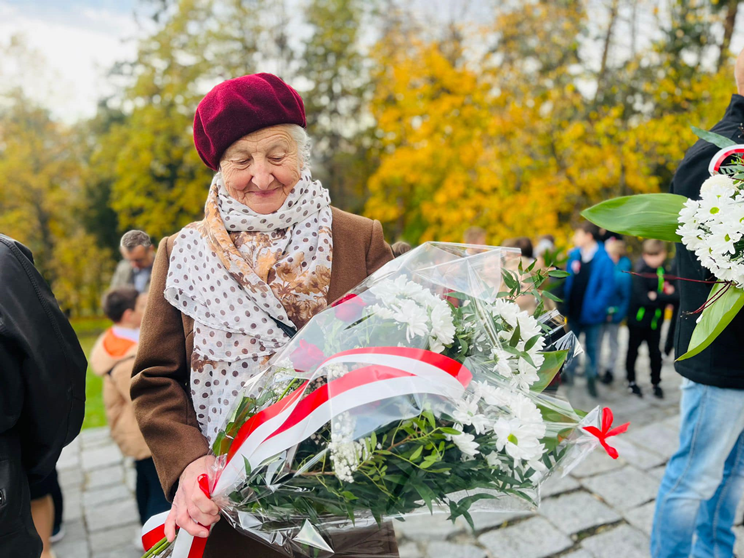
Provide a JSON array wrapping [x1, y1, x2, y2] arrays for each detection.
[[651, 51, 744, 558], [0, 234, 87, 557]]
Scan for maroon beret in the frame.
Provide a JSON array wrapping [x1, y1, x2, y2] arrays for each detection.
[[193, 73, 306, 170]]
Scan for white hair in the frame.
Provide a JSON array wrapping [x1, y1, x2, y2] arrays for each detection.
[[278, 123, 312, 172]]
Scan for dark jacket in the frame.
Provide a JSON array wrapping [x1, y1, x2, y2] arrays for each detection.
[[671, 94, 744, 388], [563, 244, 616, 325], [0, 235, 87, 557], [608, 256, 632, 324], [627, 260, 677, 330]]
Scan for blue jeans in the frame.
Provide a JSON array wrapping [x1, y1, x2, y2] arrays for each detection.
[[651, 379, 744, 558], [566, 321, 601, 379]]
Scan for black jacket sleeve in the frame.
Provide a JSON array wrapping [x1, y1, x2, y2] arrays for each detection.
[[0, 235, 87, 483]]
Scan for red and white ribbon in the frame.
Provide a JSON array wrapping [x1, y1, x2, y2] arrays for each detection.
[[143, 346, 472, 557], [709, 144, 744, 174]]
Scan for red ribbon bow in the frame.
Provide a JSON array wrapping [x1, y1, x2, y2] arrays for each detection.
[[582, 407, 629, 460]]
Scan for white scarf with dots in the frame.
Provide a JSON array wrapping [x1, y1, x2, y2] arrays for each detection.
[[164, 171, 333, 444]]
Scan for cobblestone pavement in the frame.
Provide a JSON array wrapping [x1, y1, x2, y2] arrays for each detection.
[[53, 327, 744, 558]]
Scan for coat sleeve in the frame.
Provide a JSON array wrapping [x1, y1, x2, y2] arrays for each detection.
[[131, 237, 210, 500], [366, 219, 394, 276], [0, 238, 86, 484]]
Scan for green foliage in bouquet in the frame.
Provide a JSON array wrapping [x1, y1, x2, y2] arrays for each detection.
[[210, 261, 584, 535], [581, 127, 744, 361]]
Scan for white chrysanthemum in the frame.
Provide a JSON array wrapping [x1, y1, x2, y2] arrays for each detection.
[[701, 174, 736, 193], [430, 301, 456, 345], [451, 431, 480, 457], [492, 417, 545, 465], [491, 299, 521, 328], [398, 299, 430, 341], [452, 397, 490, 435]]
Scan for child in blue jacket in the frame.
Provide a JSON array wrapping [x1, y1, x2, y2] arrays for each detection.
[[563, 222, 616, 397], [599, 239, 632, 385]]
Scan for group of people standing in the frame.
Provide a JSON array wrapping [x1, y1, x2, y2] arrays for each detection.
[[562, 223, 677, 399], [4, 64, 744, 558]]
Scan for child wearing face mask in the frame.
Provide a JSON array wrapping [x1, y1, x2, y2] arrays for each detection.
[[626, 240, 678, 399]]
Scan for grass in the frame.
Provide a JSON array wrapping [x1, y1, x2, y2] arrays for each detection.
[[71, 318, 109, 430]]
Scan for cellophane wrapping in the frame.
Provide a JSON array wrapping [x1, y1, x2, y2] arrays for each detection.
[[203, 242, 603, 557]]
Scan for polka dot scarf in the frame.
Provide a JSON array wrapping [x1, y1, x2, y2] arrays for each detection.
[[164, 171, 333, 443]]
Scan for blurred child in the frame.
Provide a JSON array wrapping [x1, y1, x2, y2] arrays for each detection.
[[563, 222, 615, 397], [90, 287, 170, 534], [599, 239, 632, 385], [626, 240, 677, 398]]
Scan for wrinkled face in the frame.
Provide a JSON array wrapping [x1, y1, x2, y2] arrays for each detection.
[[121, 245, 155, 270], [220, 126, 302, 214]]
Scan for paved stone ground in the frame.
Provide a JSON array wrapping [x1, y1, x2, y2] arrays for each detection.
[[52, 326, 744, 558]]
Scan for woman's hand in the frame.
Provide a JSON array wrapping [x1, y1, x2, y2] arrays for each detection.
[[164, 455, 220, 541]]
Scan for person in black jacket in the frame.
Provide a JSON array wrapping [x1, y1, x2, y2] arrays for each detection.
[[0, 234, 87, 558], [625, 240, 677, 399], [651, 51, 744, 558]]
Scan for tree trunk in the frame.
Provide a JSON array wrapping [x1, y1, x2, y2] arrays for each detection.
[[718, 0, 739, 72], [595, 0, 619, 102]]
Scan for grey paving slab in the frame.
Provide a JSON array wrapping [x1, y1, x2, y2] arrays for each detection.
[[52, 518, 89, 558], [540, 474, 581, 499], [83, 483, 132, 508], [539, 491, 620, 535], [560, 550, 594, 558], [424, 541, 487, 558], [89, 522, 141, 553], [62, 489, 83, 522], [581, 467, 659, 511], [570, 449, 627, 479], [85, 464, 126, 490], [468, 510, 532, 533], [393, 514, 465, 541], [58, 438, 81, 470], [478, 517, 572, 558], [84, 498, 139, 533], [91, 548, 142, 558], [80, 427, 112, 443], [610, 437, 667, 470], [623, 422, 680, 461], [81, 444, 123, 471], [399, 542, 423, 558], [647, 465, 667, 482], [624, 501, 656, 537], [58, 466, 84, 487], [580, 524, 650, 558]]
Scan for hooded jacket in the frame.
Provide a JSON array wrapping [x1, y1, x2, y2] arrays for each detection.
[[90, 328, 151, 460], [0, 234, 86, 557]]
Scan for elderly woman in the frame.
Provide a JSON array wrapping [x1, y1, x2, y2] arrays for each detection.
[[131, 74, 397, 557]]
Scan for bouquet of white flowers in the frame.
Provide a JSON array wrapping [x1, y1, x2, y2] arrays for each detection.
[[142, 242, 624, 558], [583, 127, 744, 360]]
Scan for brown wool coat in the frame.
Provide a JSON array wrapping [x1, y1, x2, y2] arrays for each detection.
[[131, 207, 397, 557]]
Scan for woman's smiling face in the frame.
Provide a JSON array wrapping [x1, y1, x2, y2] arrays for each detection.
[[219, 125, 302, 214]]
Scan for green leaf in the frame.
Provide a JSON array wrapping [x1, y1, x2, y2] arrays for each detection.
[[691, 125, 738, 149], [410, 445, 424, 461], [677, 284, 744, 361], [440, 427, 462, 435], [423, 410, 436, 429], [502, 270, 518, 290], [524, 334, 542, 352], [548, 269, 570, 278], [509, 323, 521, 347], [530, 351, 568, 393], [581, 194, 687, 242], [541, 290, 562, 303]]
